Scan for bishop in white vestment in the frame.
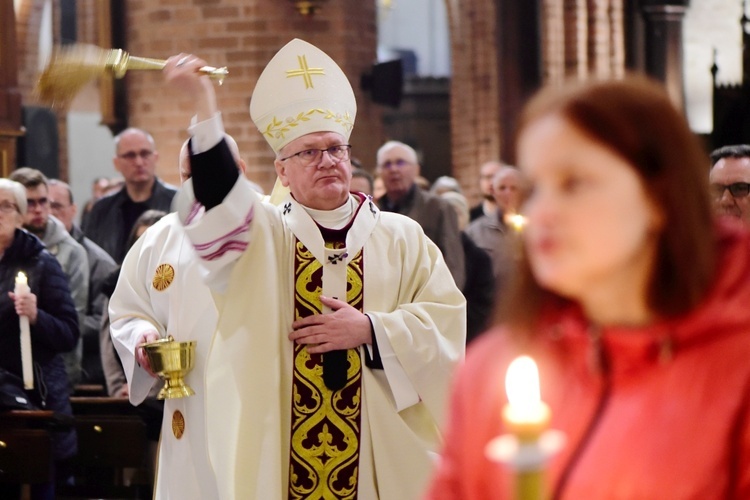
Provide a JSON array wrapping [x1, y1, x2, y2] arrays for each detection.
[[164, 39, 467, 499]]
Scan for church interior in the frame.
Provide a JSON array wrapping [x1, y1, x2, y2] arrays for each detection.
[[1, 0, 748, 498]]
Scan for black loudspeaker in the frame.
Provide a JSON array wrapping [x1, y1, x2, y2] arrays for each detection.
[[60, 0, 77, 45], [18, 106, 60, 179], [361, 59, 404, 108]]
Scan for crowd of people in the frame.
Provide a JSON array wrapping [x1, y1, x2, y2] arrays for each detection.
[[1, 37, 750, 500]]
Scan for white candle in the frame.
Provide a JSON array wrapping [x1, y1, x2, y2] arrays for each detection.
[[15, 272, 34, 390]]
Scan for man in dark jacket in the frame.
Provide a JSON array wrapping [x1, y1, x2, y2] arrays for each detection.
[[82, 127, 177, 263]]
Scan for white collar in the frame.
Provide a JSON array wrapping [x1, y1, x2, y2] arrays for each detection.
[[301, 195, 358, 230]]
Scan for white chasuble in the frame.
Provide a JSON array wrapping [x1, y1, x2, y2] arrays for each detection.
[[178, 177, 467, 500]]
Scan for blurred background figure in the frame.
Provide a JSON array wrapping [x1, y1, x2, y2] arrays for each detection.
[[465, 166, 527, 287], [80, 177, 111, 229], [430, 175, 462, 196], [469, 161, 503, 221], [373, 174, 386, 200], [440, 191, 494, 344], [49, 179, 117, 388], [428, 76, 750, 498], [710, 144, 750, 227], [377, 140, 466, 288], [350, 167, 374, 196], [0, 179, 79, 500], [10, 167, 89, 390]]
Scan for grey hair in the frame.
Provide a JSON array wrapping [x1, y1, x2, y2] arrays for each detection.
[[0, 178, 28, 215], [376, 140, 420, 166]]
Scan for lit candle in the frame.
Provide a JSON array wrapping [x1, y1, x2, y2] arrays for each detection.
[[503, 355, 550, 438], [502, 355, 550, 500], [15, 272, 34, 389], [504, 212, 527, 233]]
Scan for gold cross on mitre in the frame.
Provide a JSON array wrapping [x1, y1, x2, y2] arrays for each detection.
[[285, 55, 325, 89]]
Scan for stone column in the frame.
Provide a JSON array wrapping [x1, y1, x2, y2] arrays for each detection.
[[640, 0, 690, 109]]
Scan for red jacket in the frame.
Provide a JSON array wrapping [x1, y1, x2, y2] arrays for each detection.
[[427, 223, 750, 500]]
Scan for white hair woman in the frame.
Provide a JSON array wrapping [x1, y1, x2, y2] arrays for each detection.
[[0, 178, 79, 498]]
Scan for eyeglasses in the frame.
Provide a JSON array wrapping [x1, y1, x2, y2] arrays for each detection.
[[0, 201, 19, 214], [378, 158, 411, 170], [279, 145, 352, 165], [118, 149, 154, 161], [27, 197, 49, 209], [711, 182, 750, 199]]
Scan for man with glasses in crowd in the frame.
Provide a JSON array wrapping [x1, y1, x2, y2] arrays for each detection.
[[9, 167, 89, 388], [710, 145, 750, 227], [83, 128, 177, 263], [161, 39, 466, 499]]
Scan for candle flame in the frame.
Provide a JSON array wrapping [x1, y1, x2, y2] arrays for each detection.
[[504, 213, 527, 232], [505, 355, 542, 420], [16, 271, 27, 284]]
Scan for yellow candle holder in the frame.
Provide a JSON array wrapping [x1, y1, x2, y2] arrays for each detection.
[[485, 428, 566, 500]]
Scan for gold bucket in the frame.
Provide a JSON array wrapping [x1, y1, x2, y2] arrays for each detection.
[[141, 336, 196, 400]]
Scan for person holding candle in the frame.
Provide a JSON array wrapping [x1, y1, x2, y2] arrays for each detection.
[[0, 178, 79, 499], [427, 76, 750, 499]]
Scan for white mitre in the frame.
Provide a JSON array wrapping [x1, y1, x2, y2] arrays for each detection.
[[249, 38, 357, 154]]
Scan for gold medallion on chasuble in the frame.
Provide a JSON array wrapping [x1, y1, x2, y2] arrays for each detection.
[[153, 263, 175, 291], [172, 410, 185, 439], [288, 242, 365, 499]]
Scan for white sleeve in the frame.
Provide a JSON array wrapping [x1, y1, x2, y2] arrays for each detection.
[[365, 318, 421, 411], [176, 177, 262, 293], [188, 112, 224, 153]]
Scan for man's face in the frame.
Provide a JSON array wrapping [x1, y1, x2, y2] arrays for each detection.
[[491, 169, 523, 214], [275, 132, 352, 210], [377, 145, 419, 199], [48, 183, 77, 232], [479, 162, 501, 200], [24, 184, 50, 236], [709, 156, 750, 225], [113, 130, 159, 187]]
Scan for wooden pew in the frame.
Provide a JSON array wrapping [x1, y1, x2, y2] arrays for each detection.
[[57, 397, 151, 499]]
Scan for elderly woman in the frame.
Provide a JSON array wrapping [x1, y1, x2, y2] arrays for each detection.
[[427, 76, 750, 498], [0, 178, 78, 499]]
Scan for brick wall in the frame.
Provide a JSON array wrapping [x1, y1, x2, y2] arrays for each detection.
[[444, 0, 626, 206], [444, 0, 501, 204]]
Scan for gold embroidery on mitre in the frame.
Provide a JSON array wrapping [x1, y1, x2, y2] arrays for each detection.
[[152, 263, 175, 291], [172, 410, 185, 439], [286, 54, 325, 89], [262, 109, 354, 141]]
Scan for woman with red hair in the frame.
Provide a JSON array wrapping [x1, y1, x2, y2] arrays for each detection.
[[427, 76, 750, 499]]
